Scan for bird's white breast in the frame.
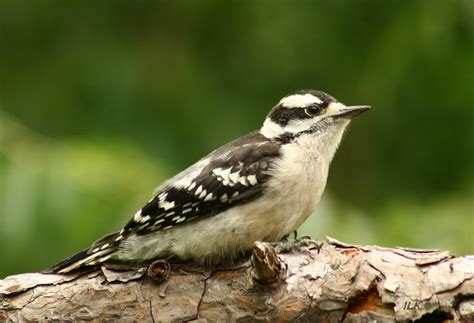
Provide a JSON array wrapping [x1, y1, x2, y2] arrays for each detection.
[[232, 123, 348, 244]]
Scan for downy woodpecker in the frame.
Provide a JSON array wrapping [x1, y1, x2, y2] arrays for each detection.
[[47, 89, 370, 274]]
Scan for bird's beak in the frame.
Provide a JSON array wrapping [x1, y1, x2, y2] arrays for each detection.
[[328, 103, 371, 119]]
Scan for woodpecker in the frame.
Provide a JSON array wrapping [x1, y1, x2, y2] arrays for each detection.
[[46, 90, 370, 274]]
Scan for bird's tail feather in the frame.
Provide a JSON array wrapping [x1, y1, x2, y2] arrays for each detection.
[[44, 232, 121, 274]]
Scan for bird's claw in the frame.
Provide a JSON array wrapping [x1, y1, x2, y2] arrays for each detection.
[[270, 235, 322, 254]]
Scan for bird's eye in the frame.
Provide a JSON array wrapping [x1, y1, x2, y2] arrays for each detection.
[[304, 105, 322, 117]]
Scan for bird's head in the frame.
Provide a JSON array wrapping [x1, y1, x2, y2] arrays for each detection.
[[260, 90, 370, 141]]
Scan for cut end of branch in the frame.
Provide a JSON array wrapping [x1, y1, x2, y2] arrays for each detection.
[[250, 241, 282, 285]]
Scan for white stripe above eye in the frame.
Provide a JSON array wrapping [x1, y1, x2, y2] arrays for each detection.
[[279, 94, 322, 108]]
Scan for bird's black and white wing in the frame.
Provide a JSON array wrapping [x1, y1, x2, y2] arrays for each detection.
[[46, 131, 281, 273], [121, 131, 281, 236]]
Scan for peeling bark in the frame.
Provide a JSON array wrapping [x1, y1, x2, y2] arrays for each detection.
[[1, 238, 473, 322]]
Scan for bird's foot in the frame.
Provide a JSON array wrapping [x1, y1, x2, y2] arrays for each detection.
[[272, 235, 323, 254], [281, 230, 298, 241]]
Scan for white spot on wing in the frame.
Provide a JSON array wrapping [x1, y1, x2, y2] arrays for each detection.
[[139, 215, 150, 223], [247, 175, 258, 185], [98, 255, 111, 263], [160, 200, 175, 211], [183, 208, 192, 214], [238, 176, 249, 186], [195, 185, 203, 195], [213, 167, 232, 182], [133, 210, 142, 221], [228, 172, 240, 183], [138, 224, 149, 231], [212, 167, 222, 176], [204, 193, 213, 201], [198, 189, 207, 199], [188, 182, 196, 191], [220, 193, 229, 202]]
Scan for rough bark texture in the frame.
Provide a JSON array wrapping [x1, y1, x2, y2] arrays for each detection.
[[1, 238, 473, 322]]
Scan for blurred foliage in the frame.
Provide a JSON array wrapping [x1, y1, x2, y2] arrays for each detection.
[[0, 0, 472, 277]]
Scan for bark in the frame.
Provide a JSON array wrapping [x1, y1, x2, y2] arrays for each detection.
[[1, 238, 473, 322]]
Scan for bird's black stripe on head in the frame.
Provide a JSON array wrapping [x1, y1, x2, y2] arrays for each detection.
[[275, 117, 333, 144], [269, 90, 337, 127], [269, 105, 311, 126]]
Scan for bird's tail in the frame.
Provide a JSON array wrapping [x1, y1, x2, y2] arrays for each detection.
[[44, 232, 122, 274]]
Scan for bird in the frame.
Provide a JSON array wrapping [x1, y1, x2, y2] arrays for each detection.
[[46, 89, 370, 274]]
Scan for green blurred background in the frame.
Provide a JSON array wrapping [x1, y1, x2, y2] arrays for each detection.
[[0, 1, 472, 278]]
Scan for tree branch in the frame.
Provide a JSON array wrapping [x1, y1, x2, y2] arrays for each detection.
[[1, 238, 473, 321]]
